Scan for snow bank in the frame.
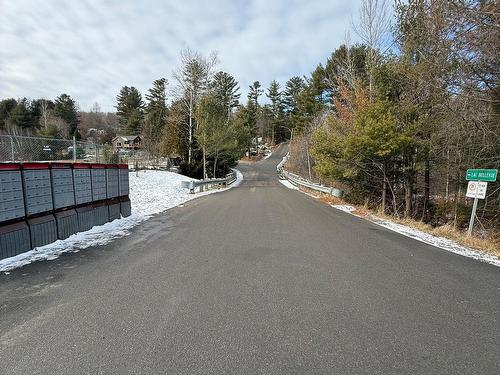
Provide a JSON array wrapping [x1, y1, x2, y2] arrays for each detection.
[[276, 152, 289, 171], [279, 179, 299, 190], [331, 204, 356, 213], [263, 151, 272, 160], [0, 169, 243, 272], [232, 169, 244, 187]]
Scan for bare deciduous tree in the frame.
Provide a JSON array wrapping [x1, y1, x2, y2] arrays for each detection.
[[172, 48, 218, 164], [354, 0, 391, 100]]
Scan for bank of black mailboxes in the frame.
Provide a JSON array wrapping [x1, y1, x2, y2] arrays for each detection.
[[0, 163, 131, 260]]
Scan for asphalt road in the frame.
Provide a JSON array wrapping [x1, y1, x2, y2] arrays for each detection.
[[1, 144, 499, 374]]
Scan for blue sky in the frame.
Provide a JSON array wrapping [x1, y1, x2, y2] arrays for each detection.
[[0, 0, 369, 111]]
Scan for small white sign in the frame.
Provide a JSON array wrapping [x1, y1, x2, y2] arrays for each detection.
[[466, 181, 487, 199]]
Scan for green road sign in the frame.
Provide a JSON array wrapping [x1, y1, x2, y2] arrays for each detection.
[[466, 169, 497, 182]]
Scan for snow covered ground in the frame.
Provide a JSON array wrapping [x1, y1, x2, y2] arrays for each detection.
[[276, 152, 289, 171], [262, 151, 272, 160], [0, 169, 243, 272], [331, 204, 356, 214], [278, 179, 299, 190]]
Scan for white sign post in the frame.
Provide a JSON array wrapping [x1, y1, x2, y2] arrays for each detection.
[[466, 181, 488, 236]]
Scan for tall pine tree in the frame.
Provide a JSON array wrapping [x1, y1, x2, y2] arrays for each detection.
[[210, 71, 240, 119], [248, 81, 263, 106], [266, 80, 283, 144], [116, 86, 144, 135], [143, 78, 168, 154], [283, 77, 304, 114], [6, 98, 34, 130], [54, 94, 79, 138]]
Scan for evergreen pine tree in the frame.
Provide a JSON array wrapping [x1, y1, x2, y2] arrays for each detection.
[[54, 94, 80, 138], [143, 78, 168, 153], [0, 99, 18, 129], [246, 81, 263, 150], [266, 80, 283, 144], [283, 77, 304, 114], [210, 71, 241, 118], [6, 98, 34, 129], [115, 86, 144, 134], [248, 81, 263, 106]]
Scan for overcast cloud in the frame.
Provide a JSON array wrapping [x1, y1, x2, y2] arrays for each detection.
[[0, 0, 366, 111]]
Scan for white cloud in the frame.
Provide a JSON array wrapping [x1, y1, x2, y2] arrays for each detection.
[[0, 0, 368, 111]]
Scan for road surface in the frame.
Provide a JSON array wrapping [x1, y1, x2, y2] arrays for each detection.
[[1, 144, 499, 374]]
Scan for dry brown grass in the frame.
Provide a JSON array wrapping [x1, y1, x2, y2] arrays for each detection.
[[431, 225, 500, 258], [302, 189, 500, 258]]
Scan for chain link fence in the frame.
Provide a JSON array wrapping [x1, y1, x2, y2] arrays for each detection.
[[0, 134, 172, 170], [0, 134, 108, 163]]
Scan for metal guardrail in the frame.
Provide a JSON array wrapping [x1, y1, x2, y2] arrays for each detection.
[[280, 169, 343, 198], [182, 171, 237, 194]]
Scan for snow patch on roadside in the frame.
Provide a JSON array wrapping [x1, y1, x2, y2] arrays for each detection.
[[279, 179, 299, 190], [370, 216, 500, 267], [263, 151, 272, 160], [331, 204, 499, 267], [0, 169, 243, 272], [332, 204, 356, 213], [232, 168, 244, 187], [276, 152, 289, 171]]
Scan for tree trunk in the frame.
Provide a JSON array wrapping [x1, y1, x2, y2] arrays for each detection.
[[453, 150, 462, 229], [453, 177, 461, 230], [381, 162, 387, 214], [392, 189, 398, 218], [188, 92, 193, 165], [202, 146, 206, 180], [306, 139, 312, 180], [213, 149, 218, 179], [445, 148, 450, 202], [422, 158, 430, 222], [405, 174, 413, 218]]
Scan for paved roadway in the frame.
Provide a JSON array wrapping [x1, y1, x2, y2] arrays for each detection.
[[1, 144, 499, 374]]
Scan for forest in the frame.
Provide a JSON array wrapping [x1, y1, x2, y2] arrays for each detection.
[[0, 0, 498, 238], [268, 0, 499, 238]]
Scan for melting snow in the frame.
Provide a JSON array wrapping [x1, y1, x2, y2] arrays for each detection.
[[279, 179, 299, 190], [331, 205, 356, 213]]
